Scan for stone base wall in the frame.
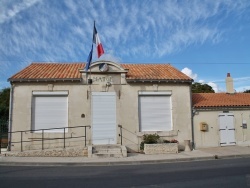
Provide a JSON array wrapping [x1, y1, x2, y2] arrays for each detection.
[[144, 143, 178, 154]]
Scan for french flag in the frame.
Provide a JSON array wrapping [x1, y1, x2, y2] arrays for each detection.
[[93, 22, 104, 58]]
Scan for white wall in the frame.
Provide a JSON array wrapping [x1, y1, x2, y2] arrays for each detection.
[[194, 110, 250, 148]]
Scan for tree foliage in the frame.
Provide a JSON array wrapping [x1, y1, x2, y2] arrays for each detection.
[[192, 82, 215, 93], [0, 88, 10, 121], [243, 89, 250, 93]]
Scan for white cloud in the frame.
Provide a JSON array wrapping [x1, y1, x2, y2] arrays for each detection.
[[209, 76, 250, 93], [1, 0, 250, 89], [196, 80, 220, 93], [0, 0, 41, 24], [181, 67, 198, 80], [1, 0, 250, 61], [207, 82, 219, 93], [198, 80, 205, 84], [235, 86, 250, 92], [181, 68, 221, 92]]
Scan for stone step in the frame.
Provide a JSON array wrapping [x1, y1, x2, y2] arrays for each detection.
[[88, 145, 127, 158], [93, 147, 121, 153], [92, 153, 124, 158], [93, 145, 121, 150], [0, 148, 7, 154]]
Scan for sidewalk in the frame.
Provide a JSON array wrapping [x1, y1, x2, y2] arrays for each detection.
[[0, 146, 250, 166]]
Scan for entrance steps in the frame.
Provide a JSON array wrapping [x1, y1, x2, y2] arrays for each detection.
[[88, 145, 127, 158], [0, 148, 7, 154]]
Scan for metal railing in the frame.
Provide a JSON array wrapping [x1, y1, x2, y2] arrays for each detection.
[[0, 125, 91, 154], [118, 124, 123, 145], [118, 125, 142, 150]]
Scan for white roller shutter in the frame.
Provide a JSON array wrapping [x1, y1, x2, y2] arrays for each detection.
[[92, 92, 116, 145], [32, 92, 68, 132], [139, 95, 172, 131]]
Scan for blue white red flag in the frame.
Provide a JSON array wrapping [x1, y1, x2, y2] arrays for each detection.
[[93, 22, 104, 58]]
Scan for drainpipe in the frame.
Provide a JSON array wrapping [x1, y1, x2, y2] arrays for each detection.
[[191, 108, 195, 150], [189, 83, 195, 150], [8, 84, 14, 151]]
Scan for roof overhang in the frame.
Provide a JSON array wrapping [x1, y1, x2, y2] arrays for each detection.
[[193, 106, 250, 111], [126, 79, 193, 83], [8, 78, 82, 83]]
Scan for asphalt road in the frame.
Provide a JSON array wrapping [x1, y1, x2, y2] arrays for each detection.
[[0, 158, 250, 188]]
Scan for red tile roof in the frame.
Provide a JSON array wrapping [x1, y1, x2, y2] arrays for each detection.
[[122, 64, 191, 81], [8, 62, 192, 82], [9, 63, 83, 81], [193, 93, 250, 108]]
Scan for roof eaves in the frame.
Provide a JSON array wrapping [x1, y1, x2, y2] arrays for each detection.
[[126, 79, 193, 83], [8, 78, 82, 82], [193, 105, 250, 111]]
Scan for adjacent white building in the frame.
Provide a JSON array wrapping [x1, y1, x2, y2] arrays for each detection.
[[193, 73, 250, 148]]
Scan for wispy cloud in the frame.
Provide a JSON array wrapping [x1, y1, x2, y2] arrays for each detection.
[[210, 76, 250, 83], [1, 0, 250, 60], [0, 0, 41, 24], [1, 0, 250, 89]]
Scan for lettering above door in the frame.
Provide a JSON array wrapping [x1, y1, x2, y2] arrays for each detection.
[[90, 74, 121, 84], [92, 76, 113, 83]]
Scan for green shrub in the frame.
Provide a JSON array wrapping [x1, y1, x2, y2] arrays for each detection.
[[140, 134, 160, 150]]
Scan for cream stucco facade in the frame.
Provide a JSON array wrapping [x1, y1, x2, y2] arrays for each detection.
[[194, 109, 250, 148], [8, 61, 193, 152]]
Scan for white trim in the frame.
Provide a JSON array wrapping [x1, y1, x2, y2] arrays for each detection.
[[32, 91, 68, 96], [139, 91, 172, 95]]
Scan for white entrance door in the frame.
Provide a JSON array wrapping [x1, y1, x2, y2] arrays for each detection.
[[219, 113, 236, 146], [92, 92, 116, 145]]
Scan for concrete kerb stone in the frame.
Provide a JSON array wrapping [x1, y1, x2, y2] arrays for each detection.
[[1, 146, 250, 166], [0, 155, 218, 166], [215, 154, 250, 160]]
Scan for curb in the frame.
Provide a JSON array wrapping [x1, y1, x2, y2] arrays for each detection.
[[0, 156, 216, 166], [215, 154, 250, 159], [0, 154, 250, 167]]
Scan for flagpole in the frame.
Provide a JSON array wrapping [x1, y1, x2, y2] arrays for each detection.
[[89, 20, 95, 83], [89, 20, 95, 82]]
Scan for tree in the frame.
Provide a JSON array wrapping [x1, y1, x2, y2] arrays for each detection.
[[192, 82, 215, 93], [0, 87, 10, 121], [243, 89, 250, 93]]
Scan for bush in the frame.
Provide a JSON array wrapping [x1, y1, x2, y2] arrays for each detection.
[[163, 139, 179, 143], [140, 134, 160, 150]]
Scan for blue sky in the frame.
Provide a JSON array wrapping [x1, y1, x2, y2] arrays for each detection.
[[1, 0, 250, 92]]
